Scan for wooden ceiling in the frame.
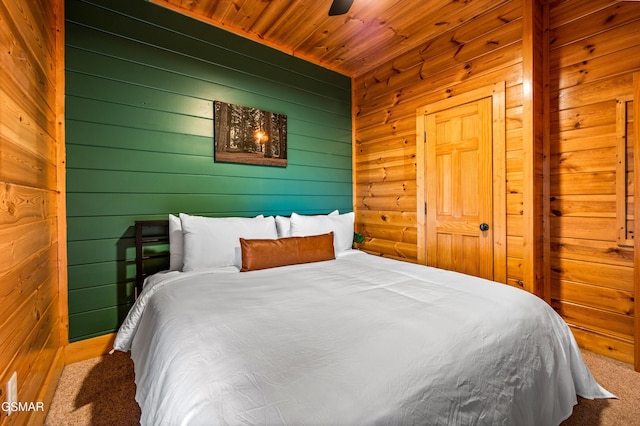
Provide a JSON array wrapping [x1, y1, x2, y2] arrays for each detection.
[[148, 0, 508, 77]]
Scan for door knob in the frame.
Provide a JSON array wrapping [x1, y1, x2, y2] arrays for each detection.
[[479, 223, 489, 231]]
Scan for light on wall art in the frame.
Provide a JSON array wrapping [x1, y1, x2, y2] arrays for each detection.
[[214, 101, 288, 167]]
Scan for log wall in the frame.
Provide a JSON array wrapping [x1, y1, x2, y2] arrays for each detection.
[[354, 0, 528, 288], [0, 0, 65, 424], [547, 0, 640, 365]]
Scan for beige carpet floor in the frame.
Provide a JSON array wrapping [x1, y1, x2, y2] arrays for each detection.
[[45, 349, 639, 425], [45, 351, 140, 426], [560, 350, 640, 426]]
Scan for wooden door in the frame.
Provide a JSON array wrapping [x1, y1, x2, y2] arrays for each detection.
[[425, 97, 493, 279]]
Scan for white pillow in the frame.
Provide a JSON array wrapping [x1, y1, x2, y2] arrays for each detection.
[[275, 216, 292, 238], [180, 213, 277, 271], [290, 211, 354, 254], [276, 210, 338, 238], [168, 214, 184, 271], [169, 213, 265, 271]]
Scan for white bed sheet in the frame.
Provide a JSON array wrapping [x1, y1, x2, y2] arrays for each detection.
[[114, 251, 613, 426]]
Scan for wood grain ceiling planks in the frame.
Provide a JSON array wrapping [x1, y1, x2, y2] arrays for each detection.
[[148, 0, 510, 77]]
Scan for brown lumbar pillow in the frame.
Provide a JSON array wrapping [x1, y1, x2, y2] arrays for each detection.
[[240, 232, 335, 272]]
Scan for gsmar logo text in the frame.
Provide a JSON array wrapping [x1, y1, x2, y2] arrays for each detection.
[[2, 401, 45, 413]]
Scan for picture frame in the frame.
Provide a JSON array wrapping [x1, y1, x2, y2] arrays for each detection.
[[214, 101, 288, 167]]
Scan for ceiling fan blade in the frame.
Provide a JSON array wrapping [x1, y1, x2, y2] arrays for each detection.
[[328, 0, 354, 16]]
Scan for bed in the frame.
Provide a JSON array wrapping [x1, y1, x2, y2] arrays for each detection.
[[114, 212, 613, 426]]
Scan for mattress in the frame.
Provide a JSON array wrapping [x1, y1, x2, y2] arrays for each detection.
[[114, 250, 613, 426]]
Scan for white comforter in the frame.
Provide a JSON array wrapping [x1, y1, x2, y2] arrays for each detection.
[[114, 251, 613, 426]]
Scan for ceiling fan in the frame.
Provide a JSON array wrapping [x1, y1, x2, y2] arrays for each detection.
[[328, 0, 355, 16]]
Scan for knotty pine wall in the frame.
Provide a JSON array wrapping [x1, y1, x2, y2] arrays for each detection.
[[0, 0, 66, 424], [354, 0, 530, 284], [354, 0, 639, 366], [547, 0, 640, 365]]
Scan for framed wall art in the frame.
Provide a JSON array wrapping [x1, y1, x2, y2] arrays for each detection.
[[214, 101, 288, 167]]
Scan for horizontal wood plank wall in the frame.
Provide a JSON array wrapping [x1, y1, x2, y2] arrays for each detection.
[[65, 0, 352, 342], [353, 0, 528, 288], [0, 0, 64, 424], [548, 0, 640, 364]]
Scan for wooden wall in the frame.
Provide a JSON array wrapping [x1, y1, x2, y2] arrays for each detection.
[[0, 0, 65, 424], [354, 0, 528, 287], [65, 0, 352, 342], [354, 0, 640, 367], [547, 0, 640, 365]]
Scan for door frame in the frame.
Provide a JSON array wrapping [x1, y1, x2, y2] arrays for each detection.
[[416, 82, 507, 283]]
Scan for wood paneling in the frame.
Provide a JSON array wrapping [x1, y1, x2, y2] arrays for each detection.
[[0, 0, 65, 423], [548, 0, 640, 366], [148, 0, 510, 78], [65, 0, 352, 341], [355, 0, 522, 286]]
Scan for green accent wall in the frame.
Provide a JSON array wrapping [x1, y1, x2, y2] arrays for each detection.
[[65, 0, 352, 342]]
